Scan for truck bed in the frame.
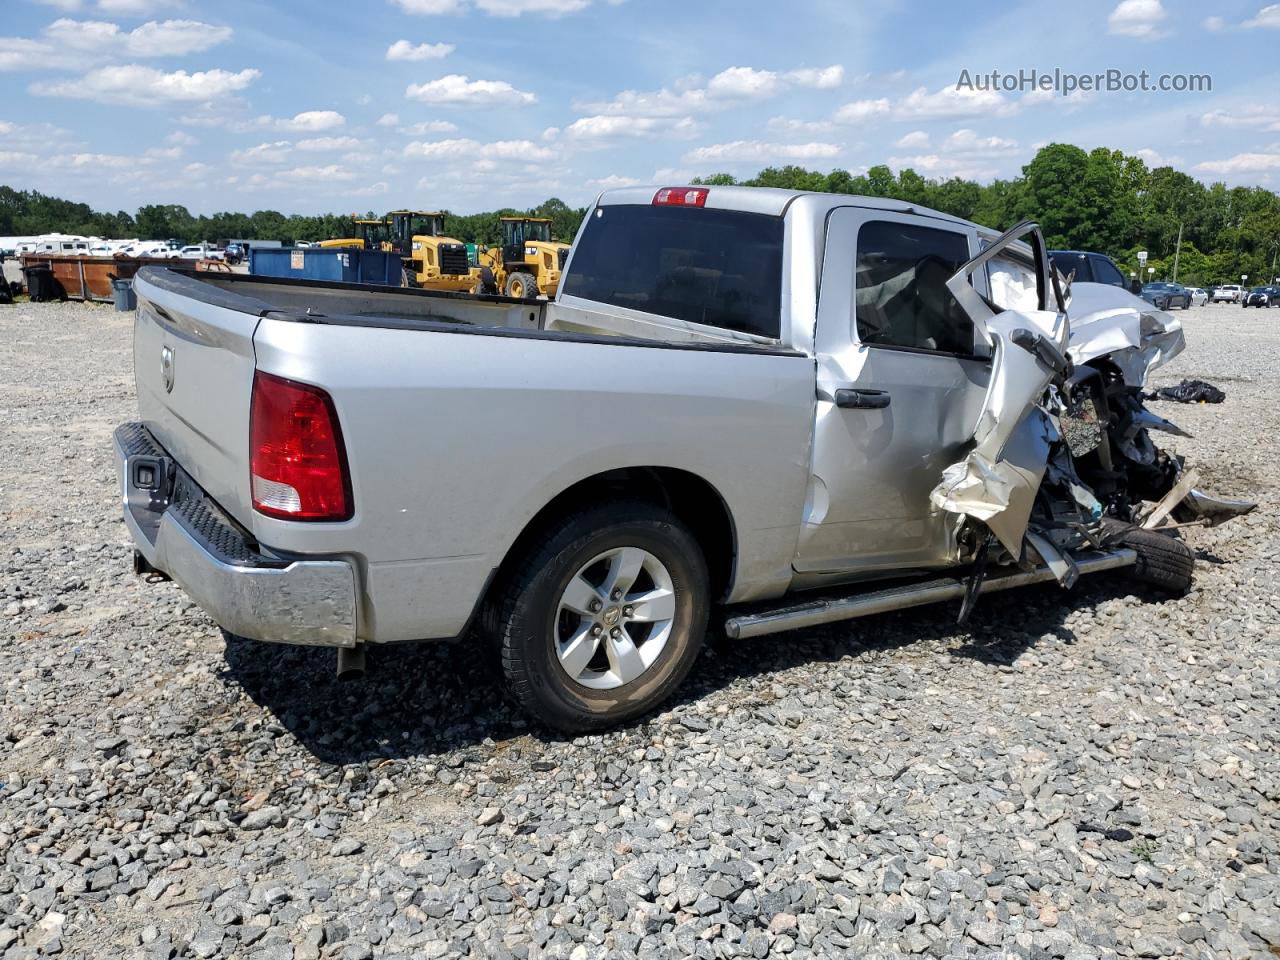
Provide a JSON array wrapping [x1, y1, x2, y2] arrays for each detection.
[[128, 267, 815, 644]]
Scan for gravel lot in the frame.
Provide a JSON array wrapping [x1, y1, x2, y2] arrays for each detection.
[[2, 299, 1277, 960]]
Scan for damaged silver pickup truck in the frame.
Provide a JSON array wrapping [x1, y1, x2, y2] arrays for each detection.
[[115, 186, 1253, 731]]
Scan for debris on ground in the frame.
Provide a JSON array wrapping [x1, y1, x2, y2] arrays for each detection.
[[1150, 378, 1227, 403]]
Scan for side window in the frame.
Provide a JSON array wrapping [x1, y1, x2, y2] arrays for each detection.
[[855, 220, 973, 354], [1091, 256, 1125, 287]]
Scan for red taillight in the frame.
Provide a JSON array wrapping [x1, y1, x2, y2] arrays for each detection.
[[653, 187, 707, 207], [250, 371, 352, 521]]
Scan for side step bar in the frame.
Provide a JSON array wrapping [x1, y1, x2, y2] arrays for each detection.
[[723, 548, 1137, 640]]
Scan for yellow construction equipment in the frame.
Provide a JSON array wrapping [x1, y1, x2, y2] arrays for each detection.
[[318, 217, 388, 250], [387, 210, 477, 292], [476, 217, 570, 299]]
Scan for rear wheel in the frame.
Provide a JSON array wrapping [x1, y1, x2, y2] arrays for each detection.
[[484, 501, 708, 732], [401, 265, 418, 289], [504, 271, 537, 299]]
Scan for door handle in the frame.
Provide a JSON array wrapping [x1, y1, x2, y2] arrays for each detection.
[[834, 388, 891, 409]]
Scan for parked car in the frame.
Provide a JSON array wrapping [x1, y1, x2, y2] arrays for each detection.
[[1243, 286, 1276, 307], [1211, 284, 1244, 303], [1048, 249, 1128, 288], [113, 187, 1253, 730], [1188, 287, 1208, 306], [1141, 282, 1192, 310], [172, 244, 223, 261]]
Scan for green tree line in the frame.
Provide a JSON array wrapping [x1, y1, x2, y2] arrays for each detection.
[[5, 142, 1280, 284]]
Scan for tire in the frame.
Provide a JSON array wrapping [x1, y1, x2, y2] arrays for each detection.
[[401, 265, 418, 289], [1114, 525, 1195, 593], [504, 271, 537, 299], [484, 500, 709, 732]]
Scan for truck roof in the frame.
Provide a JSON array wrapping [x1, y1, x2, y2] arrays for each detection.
[[596, 185, 973, 227]]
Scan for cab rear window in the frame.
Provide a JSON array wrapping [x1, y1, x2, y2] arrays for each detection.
[[561, 204, 783, 339]]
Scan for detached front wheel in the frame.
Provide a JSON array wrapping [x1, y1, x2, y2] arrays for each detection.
[[486, 501, 709, 732]]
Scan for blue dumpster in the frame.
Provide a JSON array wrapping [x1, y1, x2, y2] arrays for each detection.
[[250, 247, 403, 286]]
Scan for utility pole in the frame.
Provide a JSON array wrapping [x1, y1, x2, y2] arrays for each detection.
[[1171, 222, 1183, 283]]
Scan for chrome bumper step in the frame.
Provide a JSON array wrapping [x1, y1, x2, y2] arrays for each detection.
[[723, 548, 1138, 640]]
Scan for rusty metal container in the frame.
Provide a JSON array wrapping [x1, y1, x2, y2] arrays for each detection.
[[19, 254, 176, 302]]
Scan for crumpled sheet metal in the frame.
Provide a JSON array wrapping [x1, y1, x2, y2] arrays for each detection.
[[1065, 282, 1185, 386], [931, 411, 1054, 555], [928, 305, 1062, 551]]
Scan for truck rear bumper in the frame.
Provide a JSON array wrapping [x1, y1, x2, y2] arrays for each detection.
[[114, 422, 359, 648]]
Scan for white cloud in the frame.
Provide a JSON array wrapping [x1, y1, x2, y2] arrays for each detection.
[[386, 39, 455, 61], [1108, 0, 1169, 37], [97, 0, 186, 13], [0, 151, 42, 171], [1194, 152, 1280, 174], [352, 181, 390, 197], [1199, 105, 1280, 132], [707, 66, 782, 99], [32, 64, 259, 105], [1021, 87, 1095, 110], [406, 74, 536, 105], [376, 113, 400, 126], [231, 141, 293, 164], [282, 165, 357, 181], [1133, 148, 1163, 165], [684, 140, 841, 164], [399, 119, 460, 134], [390, 0, 607, 14], [942, 129, 1017, 152], [563, 115, 698, 141], [473, 0, 593, 15], [1, 18, 229, 70], [833, 98, 891, 123], [33, 0, 83, 9], [165, 130, 198, 145], [785, 66, 844, 89], [898, 84, 1013, 119], [390, 0, 464, 13], [295, 136, 361, 152], [767, 117, 837, 135], [882, 129, 1019, 178], [404, 138, 555, 161], [577, 63, 844, 119], [1203, 15, 1226, 30], [122, 19, 232, 55], [1243, 4, 1280, 27], [277, 110, 345, 131], [576, 85, 710, 117], [587, 174, 642, 189]]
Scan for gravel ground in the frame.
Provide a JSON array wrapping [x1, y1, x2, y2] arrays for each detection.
[[1, 299, 1277, 960]]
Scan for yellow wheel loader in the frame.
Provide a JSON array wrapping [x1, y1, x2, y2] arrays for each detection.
[[476, 217, 570, 299], [387, 210, 477, 292], [318, 217, 388, 250]]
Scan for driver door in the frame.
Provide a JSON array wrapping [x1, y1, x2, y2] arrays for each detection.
[[793, 208, 991, 576]]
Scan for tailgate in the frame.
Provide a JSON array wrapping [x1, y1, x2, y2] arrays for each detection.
[[132, 269, 260, 527]]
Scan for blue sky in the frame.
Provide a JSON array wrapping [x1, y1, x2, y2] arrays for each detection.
[[2, 0, 1279, 215]]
